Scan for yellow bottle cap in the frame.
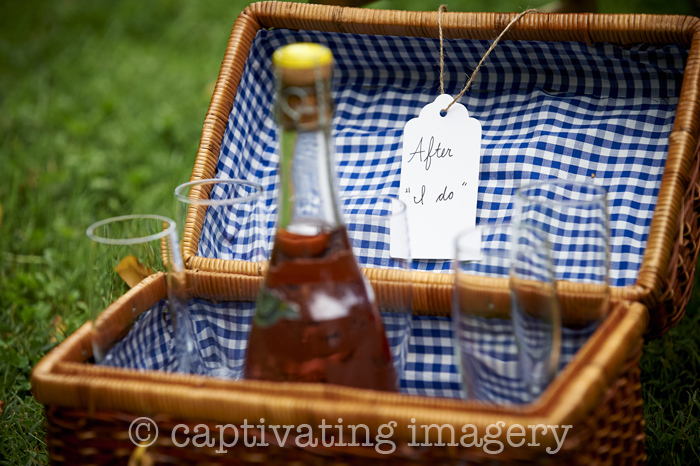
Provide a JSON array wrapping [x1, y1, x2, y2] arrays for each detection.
[[273, 43, 333, 70]]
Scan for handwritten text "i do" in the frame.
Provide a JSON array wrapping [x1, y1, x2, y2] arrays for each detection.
[[406, 136, 460, 205], [397, 94, 481, 260]]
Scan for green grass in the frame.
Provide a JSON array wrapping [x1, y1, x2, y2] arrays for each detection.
[[1, 0, 699, 464], [642, 297, 700, 463]]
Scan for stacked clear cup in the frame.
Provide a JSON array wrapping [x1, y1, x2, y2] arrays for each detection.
[[340, 195, 412, 390], [453, 223, 560, 403], [515, 179, 609, 364], [173, 178, 266, 379], [86, 215, 182, 364]]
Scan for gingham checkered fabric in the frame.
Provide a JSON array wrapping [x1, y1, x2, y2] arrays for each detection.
[[105, 30, 686, 402], [103, 301, 593, 403], [205, 28, 686, 288], [342, 196, 411, 269], [197, 181, 268, 263], [517, 182, 609, 283], [101, 300, 174, 370]]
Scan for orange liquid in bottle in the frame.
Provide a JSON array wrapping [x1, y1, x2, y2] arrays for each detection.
[[245, 227, 397, 391]]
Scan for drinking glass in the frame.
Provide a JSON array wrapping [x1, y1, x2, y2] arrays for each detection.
[[515, 179, 609, 362], [86, 214, 182, 363], [453, 223, 560, 403], [174, 179, 267, 265], [341, 195, 412, 389], [173, 178, 265, 378]]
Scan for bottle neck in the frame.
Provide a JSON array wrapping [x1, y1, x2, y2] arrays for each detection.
[[276, 70, 342, 235]]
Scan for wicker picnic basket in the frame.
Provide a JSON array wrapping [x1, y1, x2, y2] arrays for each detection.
[[182, 2, 700, 339], [33, 271, 649, 465], [31, 4, 700, 465]]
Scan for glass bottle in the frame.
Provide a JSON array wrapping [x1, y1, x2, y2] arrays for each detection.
[[244, 43, 397, 391]]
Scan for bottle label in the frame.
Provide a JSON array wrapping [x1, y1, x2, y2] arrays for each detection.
[[396, 94, 481, 260]]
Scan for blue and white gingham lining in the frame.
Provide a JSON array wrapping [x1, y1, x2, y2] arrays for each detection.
[[104, 301, 593, 403], [206, 28, 686, 288], [197, 183, 268, 263], [102, 300, 174, 371], [105, 30, 687, 402]]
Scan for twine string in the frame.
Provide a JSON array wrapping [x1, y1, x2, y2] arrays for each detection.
[[439, 8, 539, 113], [438, 4, 447, 95]]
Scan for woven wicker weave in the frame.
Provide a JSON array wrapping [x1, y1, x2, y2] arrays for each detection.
[[182, 2, 700, 339], [33, 271, 649, 465]]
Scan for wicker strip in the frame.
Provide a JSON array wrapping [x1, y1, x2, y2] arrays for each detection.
[[182, 3, 700, 337]]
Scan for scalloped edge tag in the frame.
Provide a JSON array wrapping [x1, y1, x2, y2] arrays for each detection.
[[393, 94, 481, 260]]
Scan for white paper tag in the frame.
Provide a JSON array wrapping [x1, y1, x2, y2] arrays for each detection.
[[393, 94, 481, 260]]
